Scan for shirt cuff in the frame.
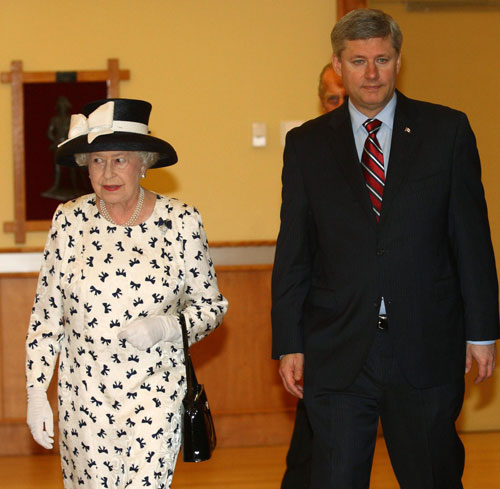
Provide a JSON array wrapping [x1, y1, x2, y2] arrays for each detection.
[[466, 340, 496, 345]]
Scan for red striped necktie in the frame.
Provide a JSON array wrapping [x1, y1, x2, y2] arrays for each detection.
[[361, 118, 384, 221]]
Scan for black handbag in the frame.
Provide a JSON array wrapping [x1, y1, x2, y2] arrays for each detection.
[[180, 313, 216, 462]]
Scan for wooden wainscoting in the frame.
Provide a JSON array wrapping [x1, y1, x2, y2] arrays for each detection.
[[0, 266, 296, 456], [2, 260, 500, 456], [191, 265, 296, 448]]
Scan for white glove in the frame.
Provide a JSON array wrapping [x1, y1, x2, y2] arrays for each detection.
[[27, 386, 54, 450], [118, 315, 181, 350]]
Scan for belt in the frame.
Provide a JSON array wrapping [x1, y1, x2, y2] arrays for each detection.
[[377, 315, 388, 330]]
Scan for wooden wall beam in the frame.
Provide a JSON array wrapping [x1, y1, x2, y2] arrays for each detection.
[[3, 220, 52, 233], [11, 61, 26, 244]]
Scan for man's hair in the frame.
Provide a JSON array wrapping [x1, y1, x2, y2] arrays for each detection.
[[331, 8, 402, 57]]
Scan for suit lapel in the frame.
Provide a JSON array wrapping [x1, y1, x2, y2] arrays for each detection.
[[327, 104, 376, 226], [324, 92, 421, 227], [379, 91, 421, 225]]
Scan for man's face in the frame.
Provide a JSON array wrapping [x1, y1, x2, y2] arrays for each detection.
[[320, 68, 346, 113], [332, 36, 401, 118]]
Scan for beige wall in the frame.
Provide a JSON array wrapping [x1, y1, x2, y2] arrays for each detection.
[[3, 2, 499, 252], [0, 0, 336, 247], [1, 3, 499, 251]]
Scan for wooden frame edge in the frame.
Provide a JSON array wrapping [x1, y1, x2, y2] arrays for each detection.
[[1, 59, 130, 244]]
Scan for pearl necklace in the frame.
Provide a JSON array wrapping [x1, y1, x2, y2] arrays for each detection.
[[99, 187, 145, 226]]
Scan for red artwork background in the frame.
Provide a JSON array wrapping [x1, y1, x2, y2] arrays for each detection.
[[23, 82, 107, 221]]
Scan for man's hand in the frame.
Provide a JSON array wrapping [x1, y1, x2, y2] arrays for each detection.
[[279, 353, 305, 398], [465, 343, 496, 384]]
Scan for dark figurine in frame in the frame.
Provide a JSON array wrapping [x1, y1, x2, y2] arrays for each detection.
[[23, 81, 107, 221]]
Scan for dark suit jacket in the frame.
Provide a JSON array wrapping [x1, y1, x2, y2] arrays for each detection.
[[271, 91, 499, 401]]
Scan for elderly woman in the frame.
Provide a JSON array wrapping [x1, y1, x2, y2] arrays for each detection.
[[25, 98, 227, 489]]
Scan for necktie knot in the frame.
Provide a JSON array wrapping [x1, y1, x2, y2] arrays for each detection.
[[363, 118, 382, 135]]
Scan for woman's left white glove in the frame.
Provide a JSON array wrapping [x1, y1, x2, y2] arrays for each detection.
[[118, 315, 181, 351], [27, 386, 54, 450]]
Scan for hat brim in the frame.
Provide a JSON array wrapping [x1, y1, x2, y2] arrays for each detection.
[[55, 132, 178, 168]]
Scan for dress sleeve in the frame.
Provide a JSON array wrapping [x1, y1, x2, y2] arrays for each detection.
[[177, 206, 228, 346], [25, 205, 67, 390]]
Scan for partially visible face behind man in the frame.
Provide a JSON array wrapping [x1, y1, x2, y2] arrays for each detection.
[[320, 67, 346, 113], [332, 35, 401, 118]]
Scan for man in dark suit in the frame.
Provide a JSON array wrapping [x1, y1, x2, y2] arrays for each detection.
[[271, 9, 499, 489]]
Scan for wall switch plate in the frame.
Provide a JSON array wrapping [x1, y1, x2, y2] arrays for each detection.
[[252, 122, 267, 147]]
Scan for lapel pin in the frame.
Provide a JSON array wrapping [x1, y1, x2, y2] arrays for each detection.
[[404, 126, 411, 133]]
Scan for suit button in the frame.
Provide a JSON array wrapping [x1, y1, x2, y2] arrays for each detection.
[[376, 249, 385, 256]]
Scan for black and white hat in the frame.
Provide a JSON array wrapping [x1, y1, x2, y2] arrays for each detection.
[[55, 98, 178, 168]]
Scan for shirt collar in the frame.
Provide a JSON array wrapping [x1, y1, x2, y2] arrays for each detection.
[[348, 92, 397, 133]]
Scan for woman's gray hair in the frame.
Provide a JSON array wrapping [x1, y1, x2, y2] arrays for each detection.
[[137, 152, 161, 169], [74, 151, 161, 169], [331, 9, 402, 58]]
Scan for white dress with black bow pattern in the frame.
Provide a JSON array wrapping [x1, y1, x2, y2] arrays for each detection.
[[26, 194, 227, 489]]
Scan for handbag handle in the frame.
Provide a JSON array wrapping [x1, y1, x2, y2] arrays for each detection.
[[179, 313, 198, 399]]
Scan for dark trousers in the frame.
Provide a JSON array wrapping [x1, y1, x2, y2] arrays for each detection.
[[281, 398, 313, 489], [305, 329, 465, 489]]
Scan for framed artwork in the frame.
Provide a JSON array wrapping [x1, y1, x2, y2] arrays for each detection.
[[1, 59, 130, 243]]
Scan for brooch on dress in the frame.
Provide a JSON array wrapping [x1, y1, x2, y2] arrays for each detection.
[[155, 217, 173, 235]]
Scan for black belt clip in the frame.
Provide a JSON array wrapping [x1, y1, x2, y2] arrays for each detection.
[[377, 315, 388, 330]]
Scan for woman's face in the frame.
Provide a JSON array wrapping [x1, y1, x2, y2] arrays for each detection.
[[88, 151, 145, 206]]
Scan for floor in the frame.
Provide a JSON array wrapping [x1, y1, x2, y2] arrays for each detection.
[[1, 432, 499, 488]]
